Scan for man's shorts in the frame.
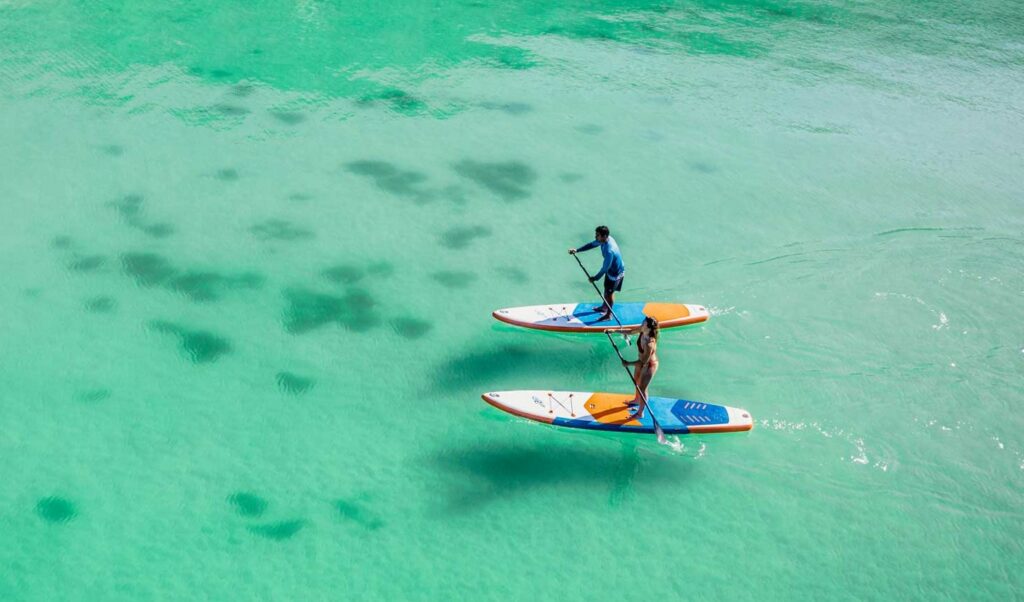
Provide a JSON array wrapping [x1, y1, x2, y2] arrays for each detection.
[[604, 275, 624, 296]]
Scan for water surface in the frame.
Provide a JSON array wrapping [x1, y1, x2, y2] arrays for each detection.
[[1, 0, 1022, 599]]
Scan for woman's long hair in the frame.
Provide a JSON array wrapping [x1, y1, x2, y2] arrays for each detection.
[[643, 316, 660, 339]]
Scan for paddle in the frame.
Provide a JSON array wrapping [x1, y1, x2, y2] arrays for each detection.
[[570, 251, 629, 343], [605, 330, 667, 444]]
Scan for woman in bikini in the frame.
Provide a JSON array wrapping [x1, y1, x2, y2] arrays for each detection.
[[620, 316, 659, 418]]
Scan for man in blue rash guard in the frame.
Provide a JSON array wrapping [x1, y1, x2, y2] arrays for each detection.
[[569, 225, 624, 322]]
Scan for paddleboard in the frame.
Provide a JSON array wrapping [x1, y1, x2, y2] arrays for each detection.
[[482, 390, 752, 435], [492, 302, 708, 332]]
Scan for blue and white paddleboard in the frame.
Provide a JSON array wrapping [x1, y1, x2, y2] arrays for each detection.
[[482, 390, 752, 435], [492, 302, 709, 333]]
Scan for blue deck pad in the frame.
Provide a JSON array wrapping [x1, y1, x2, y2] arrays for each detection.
[[669, 400, 729, 425], [552, 396, 732, 434], [571, 302, 650, 327]]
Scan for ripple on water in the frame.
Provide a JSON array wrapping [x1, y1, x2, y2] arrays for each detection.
[[575, 124, 603, 135], [108, 194, 176, 238], [452, 160, 536, 202], [390, 317, 433, 339], [282, 287, 381, 334], [689, 161, 718, 174], [321, 261, 394, 285], [84, 296, 117, 313], [336, 498, 384, 530], [37, 497, 76, 523], [356, 87, 426, 115], [440, 225, 492, 249], [123, 253, 177, 287], [109, 194, 144, 220], [51, 235, 74, 249], [431, 270, 477, 289], [494, 266, 529, 284], [75, 388, 111, 403], [492, 46, 536, 70], [250, 219, 314, 241], [366, 261, 395, 278], [67, 254, 106, 272], [141, 223, 175, 238], [150, 320, 232, 364], [344, 160, 432, 203], [276, 371, 315, 395], [213, 105, 249, 117], [216, 168, 240, 181], [322, 264, 365, 285], [478, 101, 532, 115], [248, 520, 305, 540], [228, 492, 268, 518], [122, 252, 263, 302], [168, 271, 264, 302], [269, 110, 305, 125]]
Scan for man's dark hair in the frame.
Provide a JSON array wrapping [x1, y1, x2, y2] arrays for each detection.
[[595, 225, 610, 237]]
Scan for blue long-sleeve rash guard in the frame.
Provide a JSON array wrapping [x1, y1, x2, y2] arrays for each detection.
[[576, 236, 624, 280]]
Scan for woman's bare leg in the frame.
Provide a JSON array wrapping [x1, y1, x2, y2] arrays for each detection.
[[628, 365, 644, 405], [638, 363, 657, 400], [630, 364, 658, 418]]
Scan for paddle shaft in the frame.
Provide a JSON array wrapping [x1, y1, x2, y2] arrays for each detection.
[[571, 252, 627, 332], [605, 331, 666, 443]]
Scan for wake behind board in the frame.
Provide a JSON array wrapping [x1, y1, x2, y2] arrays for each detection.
[[482, 390, 752, 435], [492, 302, 708, 333]]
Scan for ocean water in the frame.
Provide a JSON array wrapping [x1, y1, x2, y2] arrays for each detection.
[[1, 0, 1022, 599]]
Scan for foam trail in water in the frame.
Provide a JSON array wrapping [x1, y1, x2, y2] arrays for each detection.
[[658, 435, 706, 458]]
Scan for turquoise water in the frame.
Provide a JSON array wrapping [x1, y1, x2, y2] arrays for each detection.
[[1, 0, 1022, 599]]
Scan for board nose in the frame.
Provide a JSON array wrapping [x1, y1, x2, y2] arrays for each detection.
[[731, 407, 754, 430]]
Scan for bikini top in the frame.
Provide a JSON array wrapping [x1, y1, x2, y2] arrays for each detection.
[[638, 333, 654, 356]]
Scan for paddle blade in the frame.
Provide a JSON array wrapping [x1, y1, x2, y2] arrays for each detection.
[[654, 422, 667, 445]]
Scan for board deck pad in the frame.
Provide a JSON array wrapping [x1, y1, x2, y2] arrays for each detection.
[[492, 302, 709, 332], [482, 390, 753, 435]]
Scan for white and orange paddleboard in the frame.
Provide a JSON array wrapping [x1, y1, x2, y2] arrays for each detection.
[[492, 302, 708, 333], [482, 391, 752, 435]]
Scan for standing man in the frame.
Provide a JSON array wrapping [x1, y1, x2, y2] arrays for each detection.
[[569, 225, 624, 322]]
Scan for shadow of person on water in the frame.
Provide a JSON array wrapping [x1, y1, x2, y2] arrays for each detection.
[[432, 341, 617, 393], [428, 438, 691, 514]]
